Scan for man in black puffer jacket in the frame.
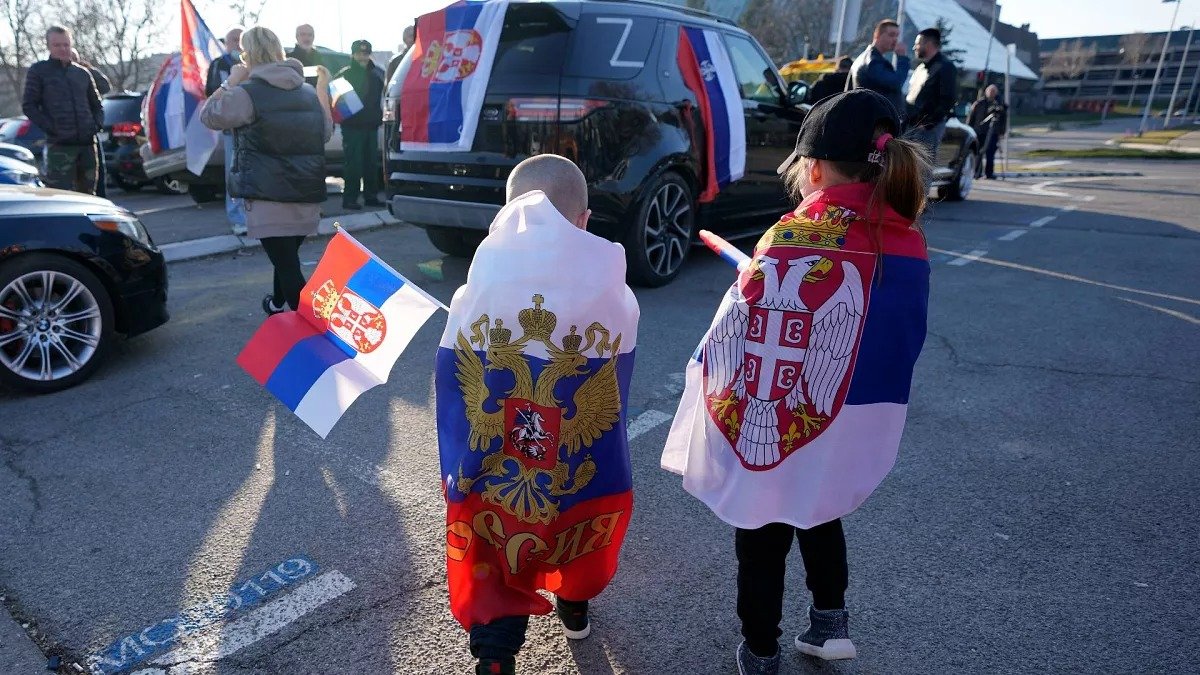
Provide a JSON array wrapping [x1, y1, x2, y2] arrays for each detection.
[[22, 26, 104, 194]]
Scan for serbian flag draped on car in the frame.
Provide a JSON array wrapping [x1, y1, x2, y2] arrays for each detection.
[[661, 183, 929, 528], [435, 191, 639, 628], [400, 0, 509, 152], [238, 230, 445, 438], [677, 26, 745, 203]]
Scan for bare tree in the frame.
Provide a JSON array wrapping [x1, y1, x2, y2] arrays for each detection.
[[0, 0, 45, 111], [741, 0, 836, 63], [1043, 39, 1097, 79], [48, 0, 165, 91], [1120, 32, 1161, 106], [227, 0, 269, 26]]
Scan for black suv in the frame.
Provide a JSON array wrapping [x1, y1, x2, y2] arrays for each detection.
[[101, 92, 187, 195], [386, 0, 977, 286]]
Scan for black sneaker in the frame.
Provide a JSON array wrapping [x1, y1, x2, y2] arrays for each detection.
[[475, 657, 515, 675], [736, 641, 779, 675], [794, 605, 857, 660], [261, 294, 286, 316], [555, 597, 590, 640]]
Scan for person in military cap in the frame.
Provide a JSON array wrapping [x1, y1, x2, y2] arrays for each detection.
[[334, 39, 385, 209]]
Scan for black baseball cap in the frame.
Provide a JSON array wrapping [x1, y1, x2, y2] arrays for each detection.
[[352, 39, 372, 54], [776, 88, 902, 174]]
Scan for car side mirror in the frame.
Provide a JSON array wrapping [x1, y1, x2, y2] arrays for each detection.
[[787, 81, 809, 106]]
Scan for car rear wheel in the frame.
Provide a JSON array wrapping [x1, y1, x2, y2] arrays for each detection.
[[155, 176, 189, 195], [626, 172, 694, 287], [426, 226, 484, 258], [0, 254, 115, 394], [940, 149, 976, 202], [113, 175, 142, 192]]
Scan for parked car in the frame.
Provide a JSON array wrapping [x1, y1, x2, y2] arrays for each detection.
[[0, 116, 47, 156], [101, 91, 188, 195], [0, 142, 36, 164], [0, 155, 42, 186], [0, 185, 169, 393], [385, 0, 978, 286]]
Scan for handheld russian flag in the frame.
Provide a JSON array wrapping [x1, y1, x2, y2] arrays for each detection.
[[328, 77, 364, 124], [677, 26, 746, 203], [237, 229, 447, 438], [699, 229, 751, 271]]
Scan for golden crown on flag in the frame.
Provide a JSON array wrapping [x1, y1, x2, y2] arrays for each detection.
[[518, 294, 557, 342], [761, 204, 857, 251], [561, 325, 583, 353], [311, 280, 342, 321], [489, 319, 512, 345]]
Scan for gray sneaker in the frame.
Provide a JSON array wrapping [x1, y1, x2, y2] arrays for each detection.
[[736, 641, 779, 675], [794, 605, 857, 660]]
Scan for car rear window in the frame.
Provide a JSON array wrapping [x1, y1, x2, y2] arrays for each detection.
[[103, 96, 143, 126], [565, 12, 657, 80], [487, 4, 572, 90]]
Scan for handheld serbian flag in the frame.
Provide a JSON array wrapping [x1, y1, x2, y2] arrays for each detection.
[[179, 0, 225, 175], [435, 191, 640, 629], [238, 230, 445, 438], [145, 53, 190, 154], [677, 26, 745, 203], [328, 77, 364, 124], [400, 0, 509, 151], [661, 182, 929, 528]]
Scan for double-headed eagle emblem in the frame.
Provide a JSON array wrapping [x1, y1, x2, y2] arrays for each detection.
[[453, 294, 623, 524]]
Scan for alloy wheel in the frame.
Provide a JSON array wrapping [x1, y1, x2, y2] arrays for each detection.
[[642, 182, 692, 278], [0, 271, 103, 382], [958, 154, 975, 198]]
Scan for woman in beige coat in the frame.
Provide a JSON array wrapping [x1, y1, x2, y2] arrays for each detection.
[[200, 26, 333, 314]]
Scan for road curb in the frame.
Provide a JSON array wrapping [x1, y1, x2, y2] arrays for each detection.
[[997, 170, 1144, 178], [160, 210, 402, 263]]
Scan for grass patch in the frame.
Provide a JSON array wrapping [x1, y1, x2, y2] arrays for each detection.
[[1111, 129, 1190, 145], [1025, 147, 1200, 160]]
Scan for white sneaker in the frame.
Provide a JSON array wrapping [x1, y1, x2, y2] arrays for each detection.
[[232, 223, 248, 236]]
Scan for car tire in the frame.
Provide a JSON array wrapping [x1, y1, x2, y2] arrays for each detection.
[[0, 254, 115, 394], [625, 171, 695, 287], [939, 148, 976, 202], [426, 226, 483, 258], [113, 175, 142, 192], [188, 183, 221, 204], [155, 176, 189, 195]]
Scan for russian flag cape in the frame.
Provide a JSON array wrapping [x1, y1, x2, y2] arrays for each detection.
[[435, 191, 639, 629], [661, 183, 929, 528]]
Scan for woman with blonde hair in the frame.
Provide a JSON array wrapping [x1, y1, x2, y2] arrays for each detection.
[[201, 25, 333, 315]]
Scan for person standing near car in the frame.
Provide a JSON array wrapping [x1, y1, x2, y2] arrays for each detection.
[[289, 24, 324, 68], [335, 39, 385, 210], [206, 27, 249, 236], [848, 20, 910, 120], [21, 26, 104, 194], [807, 57, 852, 104], [200, 26, 333, 315], [385, 25, 415, 86], [71, 48, 111, 198], [905, 27, 958, 163], [968, 84, 1007, 179]]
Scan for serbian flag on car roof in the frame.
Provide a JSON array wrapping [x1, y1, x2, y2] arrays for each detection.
[[400, 0, 509, 152], [436, 191, 639, 628], [661, 183, 929, 529], [328, 77, 365, 124], [677, 26, 745, 203], [238, 230, 445, 438]]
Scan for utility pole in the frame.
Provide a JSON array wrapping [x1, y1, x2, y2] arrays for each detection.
[[1003, 43, 1013, 177], [1187, 27, 1200, 117], [1139, 0, 1182, 135], [834, 0, 849, 59], [1165, 24, 1195, 125], [894, 0, 906, 67], [981, 0, 999, 95]]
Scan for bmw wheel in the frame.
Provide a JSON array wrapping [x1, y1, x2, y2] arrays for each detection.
[[0, 254, 115, 394], [155, 176, 189, 195], [940, 148, 976, 202], [626, 172, 694, 287]]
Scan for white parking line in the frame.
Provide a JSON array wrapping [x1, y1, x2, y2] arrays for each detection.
[[998, 229, 1027, 241], [627, 410, 673, 441], [1030, 216, 1056, 228], [947, 249, 988, 267], [133, 571, 356, 674]]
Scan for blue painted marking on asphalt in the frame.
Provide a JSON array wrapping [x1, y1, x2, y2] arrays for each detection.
[[87, 556, 319, 675]]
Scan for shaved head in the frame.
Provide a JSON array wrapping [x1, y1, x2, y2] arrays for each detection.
[[506, 154, 588, 223]]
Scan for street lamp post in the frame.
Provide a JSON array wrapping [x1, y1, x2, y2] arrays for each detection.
[[834, 0, 849, 59], [1139, 0, 1183, 135], [982, 0, 999, 94], [1165, 24, 1195, 125]]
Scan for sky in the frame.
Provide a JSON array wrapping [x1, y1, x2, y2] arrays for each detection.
[[996, 0, 1196, 39]]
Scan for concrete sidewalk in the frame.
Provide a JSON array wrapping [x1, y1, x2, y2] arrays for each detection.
[[0, 605, 47, 674]]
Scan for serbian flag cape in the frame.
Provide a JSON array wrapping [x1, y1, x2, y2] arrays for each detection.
[[400, 0, 509, 151], [328, 77, 364, 124], [179, 0, 224, 175], [238, 230, 445, 438], [435, 191, 639, 629], [661, 183, 929, 528], [677, 26, 745, 203]]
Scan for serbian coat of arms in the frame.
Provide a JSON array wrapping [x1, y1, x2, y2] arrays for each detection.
[[310, 279, 387, 354], [704, 206, 876, 470], [421, 29, 483, 83]]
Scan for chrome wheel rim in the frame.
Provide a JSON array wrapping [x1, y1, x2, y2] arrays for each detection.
[[0, 271, 102, 382], [163, 178, 188, 194], [959, 154, 975, 197], [643, 182, 692, 277]]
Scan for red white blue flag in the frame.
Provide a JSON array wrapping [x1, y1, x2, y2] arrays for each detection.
[[328, 77, 364, 124], [238, 230, 445, 438], [145, 53, 190, 154], [179, 0, 224, 174], [677, 26, 745, 203], [400, 0, 509, 151]]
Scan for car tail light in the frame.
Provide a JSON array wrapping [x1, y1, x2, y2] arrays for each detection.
[[113, 122, 142, 138], [506, 98, 606, 123], [17, 119, 31, 137]]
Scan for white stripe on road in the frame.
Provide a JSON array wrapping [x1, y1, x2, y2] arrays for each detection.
[[1030, 216, 1056, 228], [1060, 204, 1078, 213], [947, 249, 988, 266], [135, 571, 356, 673], [627, 410, 673, 441], [998, 229, 1027, 241], [1023, 160, 1070, 169]]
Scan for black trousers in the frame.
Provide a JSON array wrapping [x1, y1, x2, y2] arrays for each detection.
[[468, 598, 587, 661], [736, 519, 848, 657], [260, 235, 306, 310]]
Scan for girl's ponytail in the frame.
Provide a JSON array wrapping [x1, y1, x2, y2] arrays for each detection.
[[871, 130, 932, 222]]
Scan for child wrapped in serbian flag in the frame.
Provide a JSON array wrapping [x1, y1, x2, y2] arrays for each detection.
[[434, 155, 639, 675]]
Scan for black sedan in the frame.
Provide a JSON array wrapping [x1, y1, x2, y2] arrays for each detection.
[[0, 186, 169, 393]]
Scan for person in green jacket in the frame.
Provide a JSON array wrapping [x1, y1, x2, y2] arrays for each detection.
[[335, 39, 384, 209]]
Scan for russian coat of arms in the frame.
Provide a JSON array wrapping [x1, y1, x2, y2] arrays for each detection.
[[453, 294, 624, 524]]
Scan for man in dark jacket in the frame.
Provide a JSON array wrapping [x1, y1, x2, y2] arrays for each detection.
[[807, 57, 852, 104], [22, 26, 104, 194], [288, 24, 324, 68], [848, 19, 910, 120], [905, 27, 958, 161], [335, 39, 385, 209], [968, 84, 1007, 179], [205, 27, 248, 235], [385, 25, 416, 86]]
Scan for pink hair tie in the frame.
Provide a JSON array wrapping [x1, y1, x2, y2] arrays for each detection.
[[875, 133, 893, 152]]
